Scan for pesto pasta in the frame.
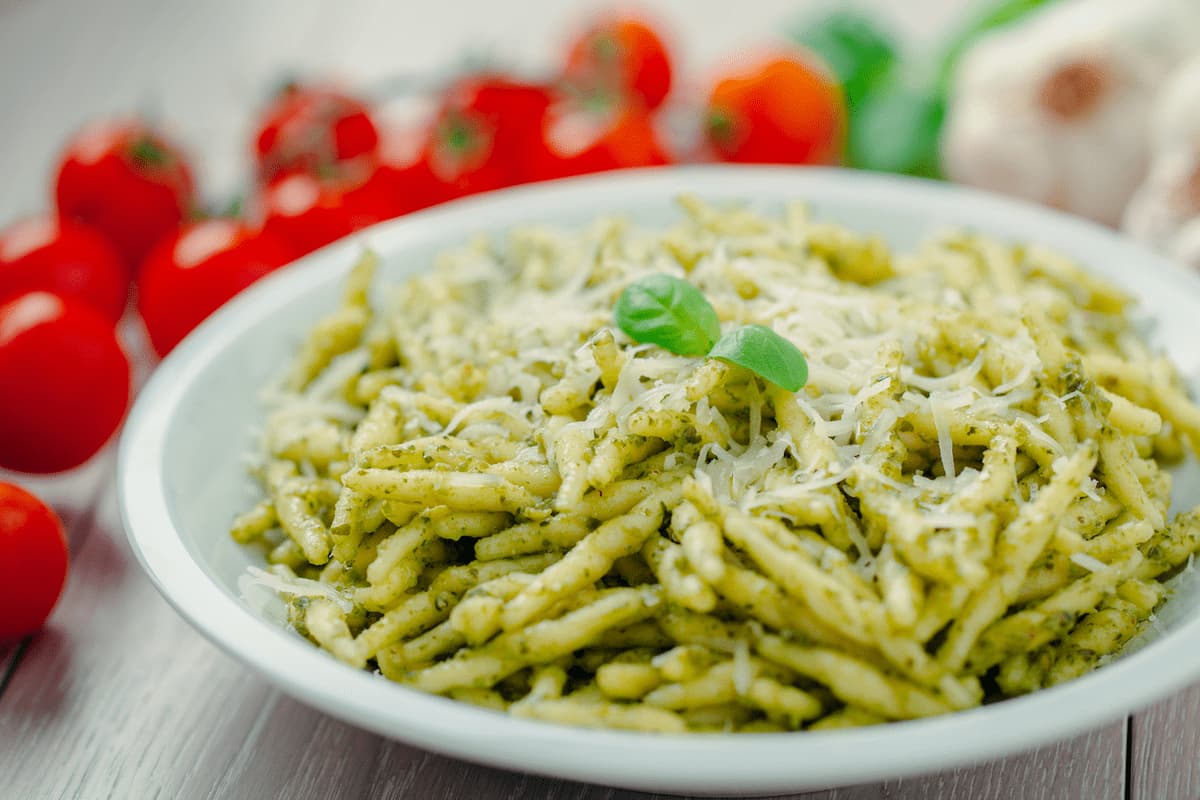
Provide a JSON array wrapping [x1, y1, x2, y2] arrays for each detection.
[[232, 197, 1200, 733]]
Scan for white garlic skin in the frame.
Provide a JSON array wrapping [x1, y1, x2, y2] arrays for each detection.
[[941, 0, 1200, 227], [1123, 56, 1200, 269]]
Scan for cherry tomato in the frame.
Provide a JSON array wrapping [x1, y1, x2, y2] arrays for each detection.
[[427, 75, 556, 197], [563, 14, 674, 111], [0, 216, 128, 322], [259, 129, 445, 259], [0, 292, 130, 473], [0, 482, 68, 642], [540, 99, 671, 179], [55, 119, 196, 273], [137, 220, 294, 356], [254, 84, 380, 184], [704, 52, 846, 165], [356, 128, 447, 217], [260, 173, 361, 257]]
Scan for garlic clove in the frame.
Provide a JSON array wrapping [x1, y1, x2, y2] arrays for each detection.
[[1122, 55, 1200, 269], [942, 0, 1200, 225]]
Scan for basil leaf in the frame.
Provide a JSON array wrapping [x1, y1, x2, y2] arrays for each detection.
[[614, 274, 721, 357], [792, 9, 898, 112], [848, 77, 945, 179], [710, 324, 808, 392]]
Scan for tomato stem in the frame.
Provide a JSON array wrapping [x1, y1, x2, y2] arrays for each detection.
[[128, 136, 172, 169], [705, 109, 737, 146]]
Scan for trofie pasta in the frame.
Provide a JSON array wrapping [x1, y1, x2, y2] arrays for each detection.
[[231, 197, 1200, 733]]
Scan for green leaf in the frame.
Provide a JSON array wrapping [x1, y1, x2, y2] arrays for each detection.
[[793, 9, 899, 111], [127, 136, 171, 169], [848, 77, 945, 179], [710, 325, 808, 392], [614, 274, 721, 357]]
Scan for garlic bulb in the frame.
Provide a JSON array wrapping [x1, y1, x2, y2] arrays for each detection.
[[941, 0, 1200, 226], [1123, 56, 1200, 268]]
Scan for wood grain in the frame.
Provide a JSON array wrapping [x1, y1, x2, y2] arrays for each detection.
[[799, 723, 1126, 800], [0, 489, 277, 800], [199, 706, 1128, 800], [359, 721, 1126, 800], [1131, 684, 1200, 800], [0, 641, 24, 697], [0, 453, 109, 703]]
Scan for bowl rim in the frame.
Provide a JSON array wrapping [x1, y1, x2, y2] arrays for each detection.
[[118, 165, 1200, 795]]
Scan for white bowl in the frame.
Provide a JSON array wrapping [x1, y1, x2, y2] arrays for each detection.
[[118, 166, 1200, 796]]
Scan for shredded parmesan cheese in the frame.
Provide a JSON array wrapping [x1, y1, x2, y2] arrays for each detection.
[[1070, 553, 1109, 573]]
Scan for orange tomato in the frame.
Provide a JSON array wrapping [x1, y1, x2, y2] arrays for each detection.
[[704, 52, 846, 165]]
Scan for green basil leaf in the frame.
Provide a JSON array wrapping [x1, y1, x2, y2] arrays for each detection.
[[614, 274, 721, 357], [792, 9, 899, 111], [848, 77, 945, 179], [710, 324, 808, 392]]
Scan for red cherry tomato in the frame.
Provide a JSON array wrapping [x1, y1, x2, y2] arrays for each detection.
[[137, 220, 294, 356], [259, 165, 408, 257], [55, 119, 196, 273], [355, 128, 447, 217], [564, 14, 674, 111], [427, 75, 556, 197], [254, 84, 380, 184], [540, 100, 671, 179], [0, 292, 130, 473], [0, 216, 128, 322], [704, 52, 846, 165], [0, 482, 68, 642], [260, 173, 360, 257]]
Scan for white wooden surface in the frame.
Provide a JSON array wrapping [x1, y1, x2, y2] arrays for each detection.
[[1, 1, 1199, 798], [1131, 686, 1200, 800]]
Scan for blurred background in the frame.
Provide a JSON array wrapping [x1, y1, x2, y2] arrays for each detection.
[[0, 0, 966, 217]]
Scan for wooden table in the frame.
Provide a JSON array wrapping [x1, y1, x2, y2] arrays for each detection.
[[2, 0, 1200, 797]]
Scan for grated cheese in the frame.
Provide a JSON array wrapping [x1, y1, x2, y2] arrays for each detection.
[[1053, 390, 1083, 408], [443, 397, 517, 436], [732, 639, 754, 696], [1080, 478, 1103, 502], [1070, 553, 1109, 573], [304, 348, 369, 400], [240, 566, 353, 612], [901, 352, 984, 392], [929, 391, 957, 479]]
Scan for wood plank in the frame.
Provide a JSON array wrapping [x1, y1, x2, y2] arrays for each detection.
[[201, 694, 384, 800], [0, 642, 25, 696], [365, 720, 1125, 800], [0, 449, 111, 547], [0, 453, 111, 702], [1131, 683, 1200, 800], [799, 721, 1126, 800], [0, 488, 285, 800], [365, 743, 678, 800]]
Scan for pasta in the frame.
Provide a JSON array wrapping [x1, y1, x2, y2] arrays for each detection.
[[232, 197, 1200, 733]]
